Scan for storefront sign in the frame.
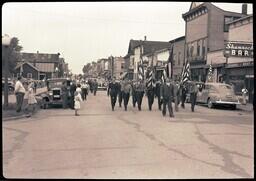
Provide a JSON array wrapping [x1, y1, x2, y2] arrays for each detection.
[[224, 42, 253, 57], [227, 61, 254, 68]]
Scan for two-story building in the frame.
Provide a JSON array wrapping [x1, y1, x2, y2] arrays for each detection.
[[182, 2, 246, 82]]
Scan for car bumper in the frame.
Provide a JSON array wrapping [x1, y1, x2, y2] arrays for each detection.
[[214, 100, 241, 105]]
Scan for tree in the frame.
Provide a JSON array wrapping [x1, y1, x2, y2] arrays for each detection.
[[82, 63, 91, 74], [2, 37, 23, 75]]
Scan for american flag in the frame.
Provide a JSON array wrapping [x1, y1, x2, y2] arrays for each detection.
[[146, 59, 154, 89], [166, 45, 174, 79], [180, 60, 190, 85], [138, 47, 144, 80], [207, 63, 213, 82]]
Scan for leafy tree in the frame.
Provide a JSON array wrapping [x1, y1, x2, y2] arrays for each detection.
[[2, 37, 23, 75]]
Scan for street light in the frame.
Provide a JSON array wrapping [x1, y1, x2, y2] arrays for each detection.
[[2, 34, 13, 109]]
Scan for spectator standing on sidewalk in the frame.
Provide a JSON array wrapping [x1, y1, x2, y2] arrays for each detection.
[[14, 76, 26, 113], [242, 86, 248, 105], [26, 87, 37, 116]]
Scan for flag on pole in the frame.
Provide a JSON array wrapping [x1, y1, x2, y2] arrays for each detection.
[[166, 45, 174, 79], [161, 68, 167, 83], [207, 62, 213, 82], [180, 60, 190, 85], [146, 58, 154, 89], [138, 47, 144, 80]]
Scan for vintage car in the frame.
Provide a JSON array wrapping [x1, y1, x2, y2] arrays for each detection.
[[41, 78, 71, 109], [185, 81, 205, 103], [196, 82, 240, 109], [97, 79, 107, 90]]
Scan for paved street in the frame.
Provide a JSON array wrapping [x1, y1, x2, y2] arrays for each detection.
[[2, 91, 254, 179]]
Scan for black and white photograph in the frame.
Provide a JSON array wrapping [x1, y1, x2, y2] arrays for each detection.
[[2, 1, 254, 179]]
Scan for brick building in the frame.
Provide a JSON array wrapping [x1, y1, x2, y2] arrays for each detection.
[[182, 2, 246, 82]]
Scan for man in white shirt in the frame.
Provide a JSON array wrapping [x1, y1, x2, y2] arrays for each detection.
[[14, 76, 26, 112]]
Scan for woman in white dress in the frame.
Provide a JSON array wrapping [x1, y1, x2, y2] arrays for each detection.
[[74, 91, 82, 116]]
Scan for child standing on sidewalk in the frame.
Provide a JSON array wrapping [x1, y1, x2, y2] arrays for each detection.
[[26, 87, 37, 116], [74, 91, 82, 116]]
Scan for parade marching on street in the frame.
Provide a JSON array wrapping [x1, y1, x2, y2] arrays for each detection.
[[3, 87, 253, 178]]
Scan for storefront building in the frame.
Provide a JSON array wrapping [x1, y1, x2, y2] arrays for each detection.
[[225, 15, 253, 102], [182, 2, 246, 82]]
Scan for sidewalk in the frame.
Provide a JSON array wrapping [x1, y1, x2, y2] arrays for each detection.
[[237, 103, 254, 112], [2, 87, 47, 121]]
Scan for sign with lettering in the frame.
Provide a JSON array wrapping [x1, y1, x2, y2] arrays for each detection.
[[224, 42, 253, 57]]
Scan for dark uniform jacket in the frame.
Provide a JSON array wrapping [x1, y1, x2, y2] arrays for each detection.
[[108, 82, 119, 96], [160, 83, 174, 100]]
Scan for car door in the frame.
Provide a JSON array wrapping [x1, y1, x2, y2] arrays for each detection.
[[200, 84, 210, 103]]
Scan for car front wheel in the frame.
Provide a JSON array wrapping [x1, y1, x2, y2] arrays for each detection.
[[207, 98, 214, 109]]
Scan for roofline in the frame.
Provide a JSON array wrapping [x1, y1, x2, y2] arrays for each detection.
[[182, 2, 245, 19], [169, 36, 185, 43], [15, 62, 39, 71], [226, 14, 253, 25]]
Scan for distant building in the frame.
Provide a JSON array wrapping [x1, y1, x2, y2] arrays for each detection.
[[113, 56, 125, 79], [130, 37, 171, 80], [16, 51, 66, 80]]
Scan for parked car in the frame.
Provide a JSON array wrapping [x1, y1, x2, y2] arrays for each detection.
[[97, 79, 107, 90], [196, 82, 240, 109], [40, 78, 71, 109], [185, 81, 205, 103]]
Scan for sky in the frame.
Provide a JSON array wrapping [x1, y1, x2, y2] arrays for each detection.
[[2, 2, 253, 74]]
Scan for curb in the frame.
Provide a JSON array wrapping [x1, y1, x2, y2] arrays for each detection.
[[3, 114, 31, 121]]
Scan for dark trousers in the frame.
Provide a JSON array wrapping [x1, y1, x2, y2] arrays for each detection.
[[136, 91, 144, 111], [162, 98, 174, 117], [70, 95, 75, 109], [174, 96, 179, 112], [118, 92, 123, 107], [147, 90, 154, 111], [62, 94, 68, 108], [81, 88, 87, 100], [123, 92, 130, 111], [157, 96, 162, 110], [190, 93, 197, 112], [132, 92, 137, 107], [93, 89, 97, 96], [110, 94, 117, 110], [16, 92, 25, 112], [181, 93, 186, 108]]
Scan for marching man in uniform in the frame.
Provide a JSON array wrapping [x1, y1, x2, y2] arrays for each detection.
[[160, 78, 174, 118]]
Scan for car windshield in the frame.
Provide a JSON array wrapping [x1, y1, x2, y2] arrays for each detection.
[[218, 85, 234, 94], [48, 81, 63, 89]]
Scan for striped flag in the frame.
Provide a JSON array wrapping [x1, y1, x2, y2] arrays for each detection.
[[207, 63, 213, 82], [180, 60, 190, 85], [146, 59, 154, 89], [166, 45, 174, 79], [138, 47, 144, 80]]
